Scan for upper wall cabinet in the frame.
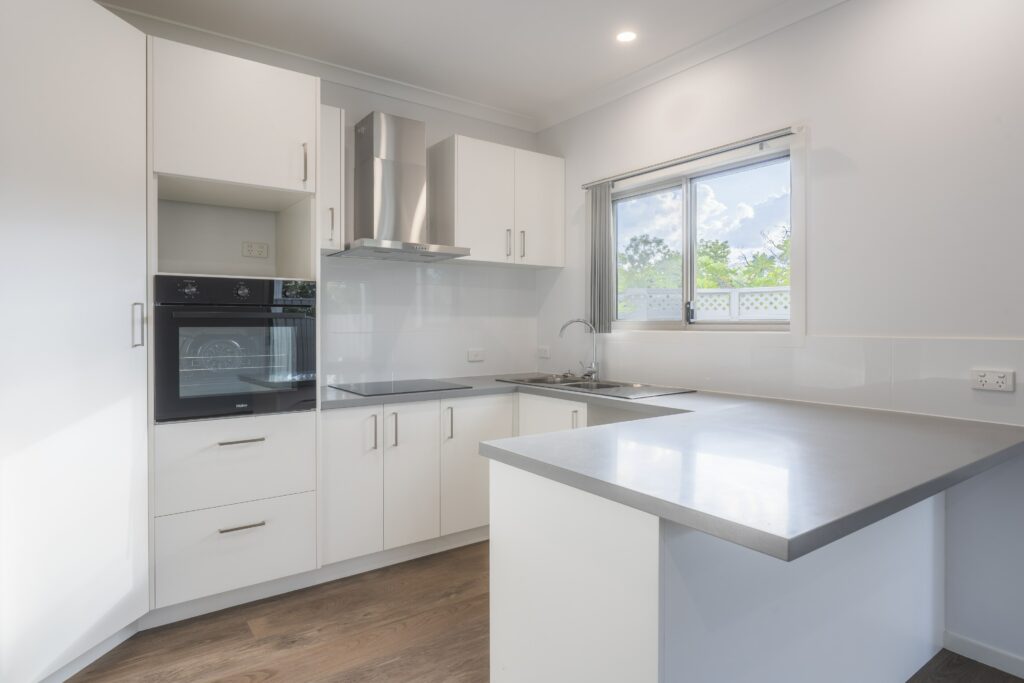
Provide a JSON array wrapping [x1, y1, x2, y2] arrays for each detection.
[[151, 38, 318, 193], [429, 135, 564, 267], [514, 149, 565, 267], [318, 104, 344, 251]]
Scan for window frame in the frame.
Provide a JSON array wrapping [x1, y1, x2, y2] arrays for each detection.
[[610, 131, 804, 334]]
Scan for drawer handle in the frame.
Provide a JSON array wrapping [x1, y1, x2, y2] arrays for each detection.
[[218, 521, 266, 534], [217, 437, 266, 447]]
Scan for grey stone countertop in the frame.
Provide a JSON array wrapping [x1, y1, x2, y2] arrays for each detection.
[[322, 374, 1024, 561]]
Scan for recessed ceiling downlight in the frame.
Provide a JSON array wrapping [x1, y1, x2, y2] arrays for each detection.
[[616, 31, 637, 43]]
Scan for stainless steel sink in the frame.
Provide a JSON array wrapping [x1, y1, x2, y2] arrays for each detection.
[[518, 374, 588, 385], [496, 374, 694, 400]]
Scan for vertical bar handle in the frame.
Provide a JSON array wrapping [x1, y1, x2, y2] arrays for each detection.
[[520, 230, 526, 258], [302, 142, 309, 182], [131, 302, 145, 348], [372, 413, 379, 450], [391, 412, 399, 447], [571, 409, 579, 429], [506, 229, 512, 257], [329, 207, 336, 242], [447, 406, 454, 440]]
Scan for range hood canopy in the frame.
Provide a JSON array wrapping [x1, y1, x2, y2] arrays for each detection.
[[328, 111, 468, 262]]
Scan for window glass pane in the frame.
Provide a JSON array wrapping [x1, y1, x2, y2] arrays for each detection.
[[691, 157, 791, 323], [615, 187, 683, 321]]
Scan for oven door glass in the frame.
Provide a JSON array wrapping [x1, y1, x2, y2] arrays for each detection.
[[155, 306, 315, 421]]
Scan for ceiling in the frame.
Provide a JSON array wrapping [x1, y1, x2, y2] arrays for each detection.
[[104, 0, 844, 130]]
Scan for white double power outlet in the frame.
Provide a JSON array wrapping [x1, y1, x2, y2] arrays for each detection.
[[971, 369, 1015, 392], [242, 241, 269, 258]]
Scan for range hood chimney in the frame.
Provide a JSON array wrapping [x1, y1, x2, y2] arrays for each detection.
[[328, 111, 469, 262]]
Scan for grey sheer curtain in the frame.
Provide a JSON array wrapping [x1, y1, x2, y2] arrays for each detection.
[[588, 181, 614, 333]]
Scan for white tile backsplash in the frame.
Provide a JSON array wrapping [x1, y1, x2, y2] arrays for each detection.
[[321, 258, 539, 383]]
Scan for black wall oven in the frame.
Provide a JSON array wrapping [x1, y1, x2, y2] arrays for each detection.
[[154, 275, 316, 422]]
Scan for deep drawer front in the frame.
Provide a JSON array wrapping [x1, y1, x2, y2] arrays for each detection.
[[154, 491, 316, 608], [155, 412, 315, 516]]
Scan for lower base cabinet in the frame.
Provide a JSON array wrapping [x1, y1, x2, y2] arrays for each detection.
[[319, 404, 385, 565], [441, 394, 514, 535], [154, 491, 316, 608], [517, 392, 588, 436], [321, 395, 517, 565], [383, 401, 441, 550]]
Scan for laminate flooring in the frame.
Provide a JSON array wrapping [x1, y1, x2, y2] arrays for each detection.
[[72, 540, 1019, 682]]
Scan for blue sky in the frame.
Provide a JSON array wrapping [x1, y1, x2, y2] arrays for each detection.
[[615, 157, 791, 266]]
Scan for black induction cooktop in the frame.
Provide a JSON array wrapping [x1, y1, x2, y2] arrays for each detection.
[[330, 379, 472, 397]]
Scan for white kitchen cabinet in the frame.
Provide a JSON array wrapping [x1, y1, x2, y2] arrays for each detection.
[[320, 405, 385, 565], [440, 394, 515, 535], [517, 392, 588, 436], [152, 37, 318, 193], [429, 135, 564, 266], [514, 149, 565, 267], [1, 1, 148, 678], [318, 104, 344, 250], [154, 491, 316, 608], [154, 412, 316, 517], [384, 401, 441, 549]]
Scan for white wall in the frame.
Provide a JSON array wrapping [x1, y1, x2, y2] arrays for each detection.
[[536, 0, 1024, 673]]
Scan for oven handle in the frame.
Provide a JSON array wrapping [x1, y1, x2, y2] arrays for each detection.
[[171, 311, 312, 320]]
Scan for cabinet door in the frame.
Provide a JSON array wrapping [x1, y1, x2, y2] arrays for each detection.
[[318, 104, 344, 250], [457, 136, 515, 263], [517, 393, 587, 436], [152, 38, 318, 192], [321, 405, 384, 565], [383, 401, 441, 549], [515, 149, 565, 267], [1, 1, 148, 678], [440, 394, 515, 535]]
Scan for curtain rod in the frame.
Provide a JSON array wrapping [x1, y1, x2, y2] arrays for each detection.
[[580, 127, 795, 190]]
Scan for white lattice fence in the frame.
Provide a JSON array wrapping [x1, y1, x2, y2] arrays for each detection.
[[619, 287, 790, 322]]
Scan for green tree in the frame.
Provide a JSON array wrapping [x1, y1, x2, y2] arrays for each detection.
[[621, 234, 672, 272], [695, 239, 740, 289]]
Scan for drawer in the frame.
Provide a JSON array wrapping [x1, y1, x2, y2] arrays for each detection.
[[155, 412, 315, 516], [155, 491, 316, 608]]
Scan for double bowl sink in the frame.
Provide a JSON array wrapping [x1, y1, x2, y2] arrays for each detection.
[[496, 374, 694, 400]]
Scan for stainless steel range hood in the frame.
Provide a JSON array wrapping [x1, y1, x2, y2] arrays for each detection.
[[328, 111, 469, 262]]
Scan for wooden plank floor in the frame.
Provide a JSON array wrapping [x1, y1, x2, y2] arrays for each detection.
[[909, 649, 1023, 683], [73, 542, 489, 682], [73, 539, 1018, 682]]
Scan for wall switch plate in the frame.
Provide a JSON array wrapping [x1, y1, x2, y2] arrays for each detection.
[[242, 241, 269, 258], [971, 369, 1015, 392], [537, 345, 551, 359], [467, 348, 485, 362]]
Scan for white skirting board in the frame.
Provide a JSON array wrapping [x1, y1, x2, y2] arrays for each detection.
[[141, 526, 488, 629], [945, 631, 1024, 679]]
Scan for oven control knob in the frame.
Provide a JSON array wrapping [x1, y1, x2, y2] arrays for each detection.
[[234, 283, 251, 300], [179, 281, 198, 298]]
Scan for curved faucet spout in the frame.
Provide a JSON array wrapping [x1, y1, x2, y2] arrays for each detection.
[[559, 318, 599, 380]]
